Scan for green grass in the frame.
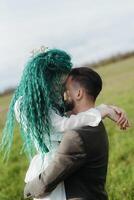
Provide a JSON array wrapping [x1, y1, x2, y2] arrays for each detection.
[[0, 57, 134, 200]]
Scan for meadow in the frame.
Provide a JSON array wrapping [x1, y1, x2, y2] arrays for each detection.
[[0, 57, 134, 200]]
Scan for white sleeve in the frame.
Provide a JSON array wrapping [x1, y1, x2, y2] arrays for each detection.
[[14, 96, 28, 132], [51, 109, 101, 133], [14, 97, 22, 123], [96, 104, 119, 121], [96, 104, 109, 118]]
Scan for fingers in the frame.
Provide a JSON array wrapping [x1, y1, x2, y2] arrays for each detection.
[[117, 113, 129, 125], [113, 107, 127, 124], [117, 116, 126, 125], [109, 105, 123, 115], [110, 106, 126, 121], [123, 120, 129, 128], [114, 108, 122, 115], [115, 110, 129, 130], [118, 119, 130, 130], [108, 105, 130, 130]]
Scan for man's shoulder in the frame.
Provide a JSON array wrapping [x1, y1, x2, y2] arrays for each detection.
[[62, 121, 106, 142], [74, 121, 106, 133], [72, 121, 108, 145], [61, 121, 107, 153]]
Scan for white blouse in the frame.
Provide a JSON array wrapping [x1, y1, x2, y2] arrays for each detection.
[[14, 97, 101, 145]]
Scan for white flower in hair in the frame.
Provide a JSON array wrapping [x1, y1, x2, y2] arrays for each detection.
[[30, 46, 49, 58]]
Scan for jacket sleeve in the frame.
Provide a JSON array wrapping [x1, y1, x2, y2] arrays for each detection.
[[24, 130, 87, 199]]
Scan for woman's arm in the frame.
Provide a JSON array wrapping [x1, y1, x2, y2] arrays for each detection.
[[96, 104, 130, 129], [15, 98, 129, 133], [51, 108, 102, 132], [51, 104, 129, 132], [96, 104, 119, 121]]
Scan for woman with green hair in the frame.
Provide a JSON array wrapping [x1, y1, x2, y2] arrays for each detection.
[[1, 48, 73, 158], [1, 48, 127, 200]]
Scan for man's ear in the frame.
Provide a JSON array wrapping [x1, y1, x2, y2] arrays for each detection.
[[76, 88, 84, 100]]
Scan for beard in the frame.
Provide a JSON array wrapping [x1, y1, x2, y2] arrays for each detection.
[[64, 99, 75, 112], [51, 96, 75, 115]]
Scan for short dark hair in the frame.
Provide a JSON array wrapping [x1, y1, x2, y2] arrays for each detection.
[[68, 67, 102, 101]]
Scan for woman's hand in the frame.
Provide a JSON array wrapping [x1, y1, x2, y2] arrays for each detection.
[[97, 104, 130, 130], [109, 105, 130, 130]]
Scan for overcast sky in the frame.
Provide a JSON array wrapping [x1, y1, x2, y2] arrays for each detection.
[[0, 0, 134, 92]]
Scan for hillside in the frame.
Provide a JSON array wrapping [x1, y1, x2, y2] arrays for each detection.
[[0, 57, 134, 200]]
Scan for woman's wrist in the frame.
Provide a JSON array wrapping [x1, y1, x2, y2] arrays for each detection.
[[96, 104, 109, 118]]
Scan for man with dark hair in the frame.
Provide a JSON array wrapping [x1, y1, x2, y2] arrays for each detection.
[[68, 67, 102, 100], [24, 67, 129, 200], [63, 67, 103, 114]]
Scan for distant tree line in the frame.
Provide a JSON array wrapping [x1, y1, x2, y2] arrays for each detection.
[[0, 88, 15, 97], [81, 51, 134, 69]]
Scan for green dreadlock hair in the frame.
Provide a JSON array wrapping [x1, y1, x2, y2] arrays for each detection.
[[1, 49, 72, 159]]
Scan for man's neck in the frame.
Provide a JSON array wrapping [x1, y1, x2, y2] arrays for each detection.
[[72, 101, 95, 114]]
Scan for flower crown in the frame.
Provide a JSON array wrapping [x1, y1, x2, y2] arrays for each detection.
[[30, 46, 49, 58]]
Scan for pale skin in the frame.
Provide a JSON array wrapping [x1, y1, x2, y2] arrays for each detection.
[[64, 76, 130, 130]]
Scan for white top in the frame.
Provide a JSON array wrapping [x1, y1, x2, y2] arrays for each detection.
[[51, 108, 101, 131], [14, 97, 101, 134], [14, 96, 102, 151]]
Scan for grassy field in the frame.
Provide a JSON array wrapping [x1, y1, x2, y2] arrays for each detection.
[[0, 57, 134, 200]]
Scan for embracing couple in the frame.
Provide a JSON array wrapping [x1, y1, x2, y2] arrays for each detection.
[[2, 49, 129, 200]]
